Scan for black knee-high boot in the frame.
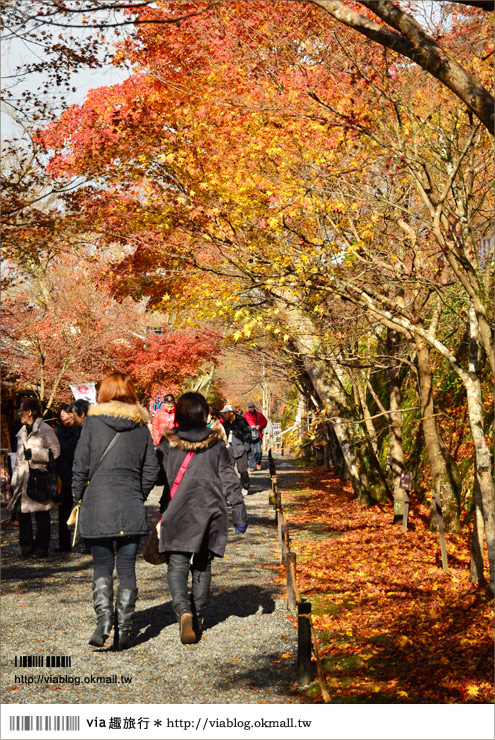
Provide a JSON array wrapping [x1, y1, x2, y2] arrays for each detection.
[[191, 565, 211, 637], [89, 576, 114, 647], [114, 586, 138, 651]]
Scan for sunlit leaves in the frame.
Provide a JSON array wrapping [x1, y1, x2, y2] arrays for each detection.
[[280, 470, 494, 703]]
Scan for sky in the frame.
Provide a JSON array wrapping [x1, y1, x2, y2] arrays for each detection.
[[0, 1, 442, 142], [1, 8, 131, 139]]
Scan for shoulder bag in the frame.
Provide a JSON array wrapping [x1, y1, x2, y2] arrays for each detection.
[[26, 449, 54, 503], [67, 432, 121, 546], [143, 450, 194, 565]]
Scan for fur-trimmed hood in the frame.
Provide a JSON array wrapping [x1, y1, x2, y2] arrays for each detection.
[[162, 427, 222, 451], [88, 401, 150, 432]]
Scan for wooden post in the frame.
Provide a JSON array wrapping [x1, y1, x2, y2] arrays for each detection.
[[310, 619, 331, 703], [401, 490, 410, 533], [281, 523, 289, 565], [287, 552, 297, 610], [268, 450, 277, 477], [297, 601, 312, 689], [399, 470, 412, 532], [281, 523, 287, 564], [432, 493, 449, 571], [277, 509, 285, 545], [275, 486, 282, 525]]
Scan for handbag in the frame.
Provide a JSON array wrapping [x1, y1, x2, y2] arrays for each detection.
[[66, 432, 121, 545], [142, 520, 166, 565], [25, 446, 55, 503], [26, 466, 50, 502], [143, 451, 194, 565]]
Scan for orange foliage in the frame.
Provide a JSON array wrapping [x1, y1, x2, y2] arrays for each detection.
[[278, 468, 494, 703]]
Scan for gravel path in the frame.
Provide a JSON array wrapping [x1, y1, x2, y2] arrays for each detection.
[[1, 456, 306, 705]]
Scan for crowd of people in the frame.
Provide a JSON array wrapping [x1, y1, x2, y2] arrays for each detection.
[[7, 373, 274, 649]]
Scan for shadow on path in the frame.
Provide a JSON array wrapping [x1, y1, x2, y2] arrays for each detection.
[[119, 584, 277, 649]]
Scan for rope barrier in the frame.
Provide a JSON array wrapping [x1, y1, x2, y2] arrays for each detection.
[[269, 455, 331, 702]]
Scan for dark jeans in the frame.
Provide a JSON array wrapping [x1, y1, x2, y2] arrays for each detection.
[[250, 439, 262, 469], [235, 451, 250, 490], [89, 536, 140, 589], [17, 502, 51, 556], [58, 485, 73, 550], [166, 549, 212, 620]]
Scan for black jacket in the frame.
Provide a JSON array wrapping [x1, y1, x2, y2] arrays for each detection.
[[157, 427, 248, 557], [72, 401, 160, 539], [222, 414, 252, 458], [56, 424, 81, 489]]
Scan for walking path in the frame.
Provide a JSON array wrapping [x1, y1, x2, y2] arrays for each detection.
[[1, 455, 305, 705]]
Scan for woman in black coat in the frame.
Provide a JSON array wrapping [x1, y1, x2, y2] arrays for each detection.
[[55, 404, 80, 552], [72, 371, 160, 650], [157, 392, 248, 645]]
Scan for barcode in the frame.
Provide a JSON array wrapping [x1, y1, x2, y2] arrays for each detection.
[[9, 716, 80, 731], [14, 655, 71, 668]]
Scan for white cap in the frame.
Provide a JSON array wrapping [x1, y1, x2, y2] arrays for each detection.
[[220, 404, 233, 413]]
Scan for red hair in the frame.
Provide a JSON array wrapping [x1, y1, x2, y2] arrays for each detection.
[[97, 371, 138, 405]]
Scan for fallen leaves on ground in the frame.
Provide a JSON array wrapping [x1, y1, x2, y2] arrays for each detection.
[[278, 470, 494, 703]]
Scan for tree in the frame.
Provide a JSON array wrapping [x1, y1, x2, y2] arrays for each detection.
[[1, 253, 147, 409], [35, 1, 493, 584], [2, 1, 493, 131], [118, 329, 220, 399]]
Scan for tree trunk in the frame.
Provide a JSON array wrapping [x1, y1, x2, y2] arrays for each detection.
[[466, 307, 495, 593], [470, 473, 486, 585], [414, 335, 461, 533], [308, 0, 494, 134], [326, 421, 346, 478], [277, 297, 391, 505], [387, 329, 406, 521], [354, 373, 379, 454]]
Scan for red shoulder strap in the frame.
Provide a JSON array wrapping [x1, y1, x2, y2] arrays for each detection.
[[169, 451, 194, 499]]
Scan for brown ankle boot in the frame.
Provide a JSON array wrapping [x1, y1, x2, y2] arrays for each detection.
[[179, 613, 196, 644]]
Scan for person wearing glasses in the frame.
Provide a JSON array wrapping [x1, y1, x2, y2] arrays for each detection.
[[8, 397, 60, 559]]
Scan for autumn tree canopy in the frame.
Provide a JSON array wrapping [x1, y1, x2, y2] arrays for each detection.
[[31, 1, 494, 591], [1, 1, 493, 594]]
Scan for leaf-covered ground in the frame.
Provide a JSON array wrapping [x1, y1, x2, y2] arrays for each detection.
[[278, 468, 494, 703]]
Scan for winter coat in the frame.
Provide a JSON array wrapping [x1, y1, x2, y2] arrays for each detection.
[[72, 401, 160, 539], [151, 407, 176, 445], [56, 424, 81, 489], [222, 414, 252, 458], [157, 427, 248, 558], [243, 410, 268, 441], [8, 418, 61, 514]]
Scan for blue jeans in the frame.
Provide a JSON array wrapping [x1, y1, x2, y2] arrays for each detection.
[[89, 536, 140, 589], [250, 439, 262, 469]]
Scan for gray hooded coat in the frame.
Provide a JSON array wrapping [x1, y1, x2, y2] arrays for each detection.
[[72, 401, 160, 539], [157, 427, 248, 558]]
